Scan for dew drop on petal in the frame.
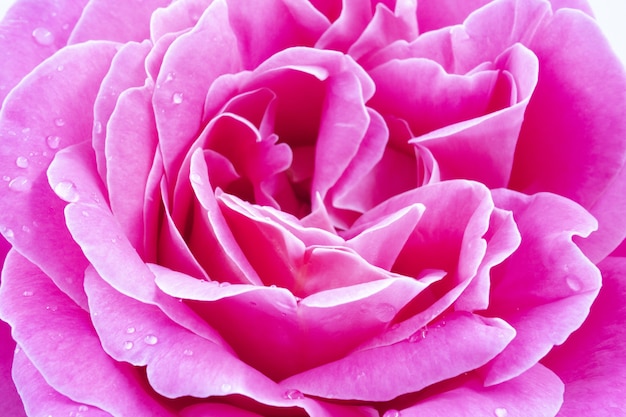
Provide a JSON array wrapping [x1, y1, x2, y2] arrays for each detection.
[[54, 181, 80, 203], [123, 341, 134, 350], [383, 410, 401, 417], [126, 327, 136, 334], [56, 65, 64, 72], [408, 327, 428, 343], [46, 135, 61, 149], [2, 227, 14, 239], [183, 349, 194, 356], [78, 406, 89, 412], [144, 334, 158, 345], [9, 176, 30, 192], [283, 389, 305, 400], [2, 176, 10, 182], [32, 27, 55, 46], [219, 282, 231, 287], [190, 172, 202, 185], [22, 290, 33, 297], [494, 408, 508, 417], [172, 92, 184, 104], [374, 303, 397, 322], [54, 118, 66, 127], [220, 383, 232, 393], [165, 72, 175, 82], [15, 156, 29, 169], [94, 121, 103, 134], [566, 275, 582, 292]]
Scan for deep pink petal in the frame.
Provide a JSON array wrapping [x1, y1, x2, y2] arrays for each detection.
[[398, 364, 563, 417], [510, 8, 626, 262], [179, 403, 264, 417], [68, 0, 170, 44], [484, 189, 601, 385], [280, 312, 515, 401], [0, 41, 118, 309], [0, 0, 88, 105], [416, 0, 491, 33], [0, 250, 174, 416], [0, 320, 25, 417], [543, 257, 626, 416]]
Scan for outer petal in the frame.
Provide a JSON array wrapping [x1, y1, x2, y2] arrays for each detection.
[[510, 8, 626, 261], [0, 250, 174, 416], [0, 0, 88, 105], [0, 320, 25, 417], [543, 257, 626, 416], [68, 0, 171, 44], [0, 41, 118, 308], [398, 364, 563, 417], [484, 190, 601, 385]]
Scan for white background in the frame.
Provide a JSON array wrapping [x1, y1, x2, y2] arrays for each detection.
[[0, 0, 624, 64]]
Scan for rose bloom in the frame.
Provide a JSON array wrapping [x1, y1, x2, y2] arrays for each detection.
[[1, 0, 626, 416]]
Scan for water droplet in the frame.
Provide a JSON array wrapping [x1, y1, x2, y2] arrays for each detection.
[[22, 290, 33, 297], [78, 405, 89, 412], [126, 327, 136, 334], [494, 408, 508, 417], [220, 383, 232, 393], [123, 341, 134, 350], [283, 389, 305, 400], [21, 225, 31, 233], [374, 303, 397, 322], [219, 282, 231, 287], [54, 181, 80, 203], [46, 135, 61, 149], [45, 305, 58, 312], [165, 72, 175, 82], [566, 275, 582, 292], [2, 176, 10, 181], [408, 327, 428, 343], [32, 27, 55, 46], [62, 23, 70, 30], [183, 349, 194, 356], [81, 210, 89, 217], [16, 156, 29, 168], [190, 172, 202, 185], [2, 227, 14, 239], [94, 121, 103, 134], [54, 118, 66, 127], [56, 65, 64, 72], [383, 410, 401, 417], [9, 176, 30, 192], [21, 127, 31, 134], [172, 92, 184, 104], [144, 334, 158, 345]]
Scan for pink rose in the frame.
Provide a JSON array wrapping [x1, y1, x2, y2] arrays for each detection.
[[1, 0, 626, 416]]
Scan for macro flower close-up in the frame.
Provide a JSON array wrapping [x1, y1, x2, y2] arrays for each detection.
[[1, 0, 626, 416]]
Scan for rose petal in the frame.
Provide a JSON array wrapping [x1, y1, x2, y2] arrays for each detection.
[[484, 189, 601, 385], [0, 320, 25, 417], [68, 0, 171, 44], [510, 8, 626, 262], [150, 0, 213, 42], [0, 250, 174, 416], [543, 257, 626, 415], [280, 312, 515, 401], [416, 0, 491, 33], [0, 41, 118, 309], [0, 0, 87, 104], [397, 364, 562, 417]]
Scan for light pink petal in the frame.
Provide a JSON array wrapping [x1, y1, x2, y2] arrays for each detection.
[[0, 320, 25, 417], [280, 312, 515, 401], [484, 189, 601, 385], [93, 40, 152, 182], [416, 0, 491, 33], [0, 0, 87, 104], [226, 0, 329, 69], [543, 257, 626, 416], [0, 41, 118, 309], [548, 0, 593, 15], [12, 350, 111, 417], [150, 0, 213, 42], [85, 266, 358, 417], [0, 251, 174, 416], [154, 0, 242, 186], [68, 0, 171, 44], [510, 9, 626, 261], [47, 142, 228, 348], [105, 85, 158, 255], [398, 364, 563, 417], [409, 44, 538, 188]]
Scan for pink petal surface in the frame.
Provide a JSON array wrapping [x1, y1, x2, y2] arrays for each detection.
[[280, 312, 515, 401], [510, 8, 626, 261], [12, 350, 111, 417], [150, 0, 212, 42], [0, 320, 25, 417], [398, 364, 563, 417], [543, 257, 626, 415], [68, 0, 171, 44], [0, 0, 88, 104], [92, 40, 152, 183], [0, 41, 118, 309], [484, 189, 601, 385], [0, 250, 174, 416]]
